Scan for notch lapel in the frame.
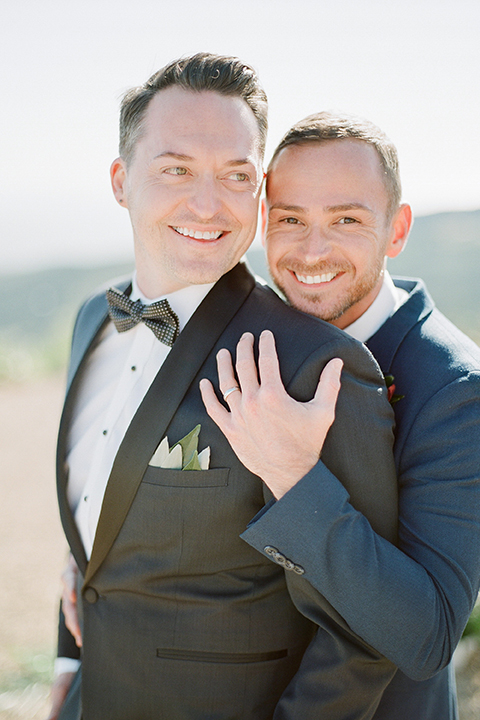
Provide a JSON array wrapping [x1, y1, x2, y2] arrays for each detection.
[[84, 263, 255, 585], [367, 278, 434, 372]]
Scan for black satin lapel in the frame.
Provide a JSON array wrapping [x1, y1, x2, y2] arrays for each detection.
[[57, 282, 131, 575], [84, 263, 255, 585]]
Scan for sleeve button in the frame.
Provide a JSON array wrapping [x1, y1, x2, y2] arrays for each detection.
[[264, 546, 278, 556]]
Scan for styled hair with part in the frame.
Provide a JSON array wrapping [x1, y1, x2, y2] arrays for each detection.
[[268, 112, 401, 217], [119, 52, 268, 164]]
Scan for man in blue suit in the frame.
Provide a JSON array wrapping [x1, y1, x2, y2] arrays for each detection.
[[202, 112, 480, 718]]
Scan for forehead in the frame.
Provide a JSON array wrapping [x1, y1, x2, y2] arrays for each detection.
[[267, 140, 388, 210], [138, 86, 261, 160]]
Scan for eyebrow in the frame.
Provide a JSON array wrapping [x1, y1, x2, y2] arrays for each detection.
[[269, 203, 306, 214], [153, 152, 195, 162], [325, 203, 374, 214], [153, 153, 255, 167], [269, 202, 374, 214], [226, 158, 254, 167]]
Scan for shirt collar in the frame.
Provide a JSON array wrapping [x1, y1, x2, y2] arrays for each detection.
[[343, 271, 409, 343], [130, 274, 215, 333]]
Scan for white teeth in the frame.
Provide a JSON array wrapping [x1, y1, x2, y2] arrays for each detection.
[[173, 226, 223, 240], [295, 272, 338, 285]]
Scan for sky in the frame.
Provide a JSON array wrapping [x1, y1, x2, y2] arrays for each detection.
[[1, 0, 479, 273]]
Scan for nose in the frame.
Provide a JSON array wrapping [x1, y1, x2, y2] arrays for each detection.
[[185, 174, 223, 220], [301, 226, 333, 264]]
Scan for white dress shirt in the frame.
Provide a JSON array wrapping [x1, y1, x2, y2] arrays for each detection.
[[66, 277, 214, 559], [343, 271, 408, 343], [57, 277, 213, 676]]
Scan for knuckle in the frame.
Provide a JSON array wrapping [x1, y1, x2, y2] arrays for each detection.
[[239, 393, 255, 412], [260, 386, 278, 405], [235, 355, 249, 370]]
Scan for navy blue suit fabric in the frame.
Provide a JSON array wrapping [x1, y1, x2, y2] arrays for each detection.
[[244, 277, 480, 719]]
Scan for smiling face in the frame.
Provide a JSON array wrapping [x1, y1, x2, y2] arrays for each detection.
[[265, 140, 411, 328], [111, 87, 263, 297]]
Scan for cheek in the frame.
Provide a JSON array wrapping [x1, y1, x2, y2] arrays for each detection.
[[237, 198, 260, 228], [264, 238, 278, 264], [135, 182, 179, 213], [266, 234, 294, 263]]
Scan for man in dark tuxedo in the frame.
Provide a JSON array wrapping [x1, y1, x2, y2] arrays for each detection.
[[49, 58, 400, 719], [209, 112, 480, 719]]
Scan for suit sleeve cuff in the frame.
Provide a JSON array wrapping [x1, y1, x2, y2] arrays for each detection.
[[54, 657, 81, 677], [241, 460, 352, 574]]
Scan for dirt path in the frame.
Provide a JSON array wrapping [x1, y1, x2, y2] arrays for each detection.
[[0, 375, 479, 718], [0, 375, 68, 717]]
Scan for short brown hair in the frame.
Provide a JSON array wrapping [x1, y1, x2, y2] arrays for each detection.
[[119, 52, 268, 164], [268, 112, 401, 218]]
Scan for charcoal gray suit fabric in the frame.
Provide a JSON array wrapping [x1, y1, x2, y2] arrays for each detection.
[[56, 263, 398, 720]]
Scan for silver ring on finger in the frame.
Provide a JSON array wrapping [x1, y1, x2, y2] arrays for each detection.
[[223, 386, 241, 401]]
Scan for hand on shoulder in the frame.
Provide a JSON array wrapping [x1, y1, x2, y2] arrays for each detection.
[[200, 330, 343, 499]]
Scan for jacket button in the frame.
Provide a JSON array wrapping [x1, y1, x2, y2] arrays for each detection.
[[84, 587, 99, 604], [264, 546, 278, 556]]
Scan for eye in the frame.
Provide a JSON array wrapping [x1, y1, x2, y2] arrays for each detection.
[[227, 172, 250, 182], [281, 217, 301, 224], [164, 167, 188, 176], [338, 216, 357, 224]]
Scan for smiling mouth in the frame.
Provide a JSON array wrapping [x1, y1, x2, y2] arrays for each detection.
[[172, 226, 225, 240], [294, 272, 339, 285]]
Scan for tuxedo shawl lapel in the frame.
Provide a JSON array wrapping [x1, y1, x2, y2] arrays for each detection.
[[366, 278, 434, 373], [56, 280, 131, 574], [84, 263, 255, 586]]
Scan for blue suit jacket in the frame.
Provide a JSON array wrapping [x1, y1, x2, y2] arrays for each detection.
[[244, 277, 480, 719]]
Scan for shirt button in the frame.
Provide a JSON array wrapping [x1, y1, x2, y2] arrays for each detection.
[[131, 366, 136, 371], [84, 496, 88, 502], [103, 429, 108, 435]]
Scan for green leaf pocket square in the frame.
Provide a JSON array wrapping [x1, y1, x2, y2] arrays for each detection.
[[149, 424, 211, 470]]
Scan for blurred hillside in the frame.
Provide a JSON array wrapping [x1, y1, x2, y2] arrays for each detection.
[[0, 263, 133, 380], [0, 209, 479, 380]]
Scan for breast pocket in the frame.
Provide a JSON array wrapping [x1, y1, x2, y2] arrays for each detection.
[[142, 466, 230, 488]]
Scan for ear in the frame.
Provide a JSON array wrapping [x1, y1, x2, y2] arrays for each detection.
[[385, 203, 412, 259], [261, 198, 267, 247], [110, 157, 128, 207]]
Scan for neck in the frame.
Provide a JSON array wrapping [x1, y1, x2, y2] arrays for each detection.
[[331, 277, 385, 330]]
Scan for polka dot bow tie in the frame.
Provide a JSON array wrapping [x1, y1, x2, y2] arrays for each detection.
[[106, 287, 180, 347]]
